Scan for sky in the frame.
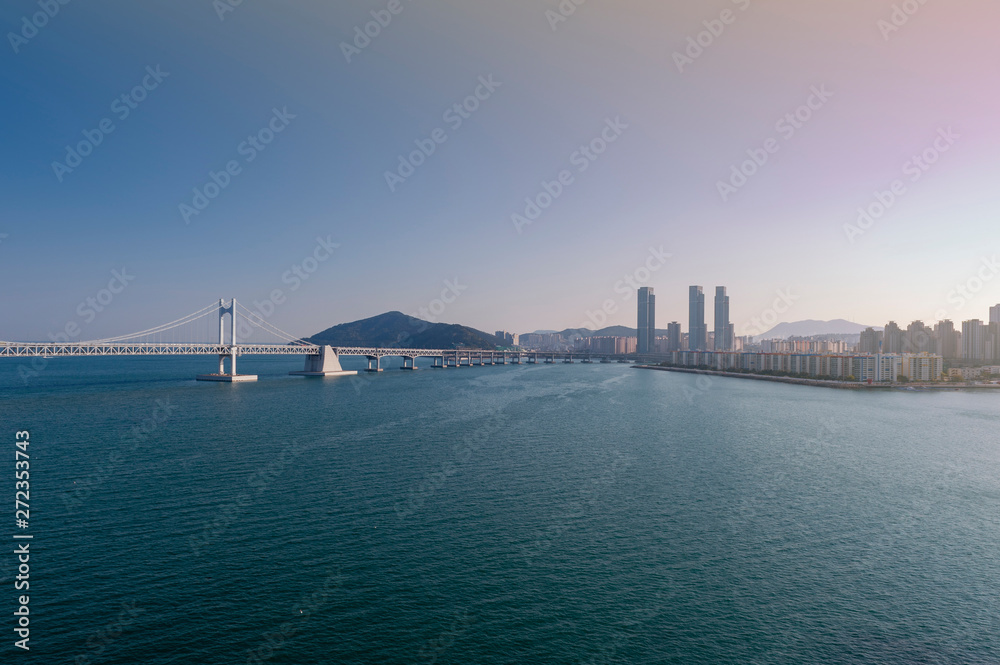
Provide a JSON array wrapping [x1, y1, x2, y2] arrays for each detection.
[[2, 0, 999, 342]]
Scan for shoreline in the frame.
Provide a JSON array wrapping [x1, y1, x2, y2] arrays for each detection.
[[632, 365, 1000, 391]]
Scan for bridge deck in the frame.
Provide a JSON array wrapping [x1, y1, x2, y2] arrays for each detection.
[[0, 343, 534, 358]]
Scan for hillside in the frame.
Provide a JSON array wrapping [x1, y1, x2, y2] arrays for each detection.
[[307, 312, 502, 349], [756, 319, 878, 340]]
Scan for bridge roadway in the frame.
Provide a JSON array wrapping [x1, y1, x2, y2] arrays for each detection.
[[1, 341, 631, 382]]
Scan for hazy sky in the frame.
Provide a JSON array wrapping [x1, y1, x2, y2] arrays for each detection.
[[2, 0, 999, 341]]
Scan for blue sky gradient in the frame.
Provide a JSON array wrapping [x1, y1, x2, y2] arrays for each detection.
[[2, 0, 999, 340]]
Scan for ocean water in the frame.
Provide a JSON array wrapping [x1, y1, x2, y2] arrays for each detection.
[[1, 356, 999, 663]]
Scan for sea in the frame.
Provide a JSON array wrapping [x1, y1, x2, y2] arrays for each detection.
[[1, 355, 998, 664]]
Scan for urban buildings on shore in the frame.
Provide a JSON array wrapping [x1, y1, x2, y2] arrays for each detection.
[[857, 316, 1000, 362], [518, 286, 1000, 382], [658, 350, 946, 383], [495, 330, 518, 347]]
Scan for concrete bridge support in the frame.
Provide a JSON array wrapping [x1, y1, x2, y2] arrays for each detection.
[[289, 346, 358, 377], [365, 355, 383, 372], [401, 356, 418, 370]]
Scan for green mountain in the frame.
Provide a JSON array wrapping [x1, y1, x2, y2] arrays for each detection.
[[308, 312, 503, 349]]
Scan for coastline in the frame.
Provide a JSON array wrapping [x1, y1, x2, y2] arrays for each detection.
[[632, 365, 1000, 391]]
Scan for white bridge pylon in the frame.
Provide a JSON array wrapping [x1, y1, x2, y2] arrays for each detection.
[[1, 298, 581, 383]]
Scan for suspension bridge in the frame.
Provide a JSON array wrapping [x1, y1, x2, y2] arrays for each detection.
[[0, 299, 610, 382]]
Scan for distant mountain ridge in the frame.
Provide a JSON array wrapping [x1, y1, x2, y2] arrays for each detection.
[[756, 319, 878, 340], [308, 312, 502, 349], [524, 326, 671, 339]]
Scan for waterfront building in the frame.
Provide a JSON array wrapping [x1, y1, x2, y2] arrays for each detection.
[[666, 322, 681, 352], [883, 321, 903, 353], [689, 286, 707, 351], [934, 320, 961, 360], [901, 353, 944, 382], [962, 320, 986, 361], [904, 321, 935, 354], [859, 327, 883, 354], [637, 287, 656, 354], [714, 287, 732, 352]]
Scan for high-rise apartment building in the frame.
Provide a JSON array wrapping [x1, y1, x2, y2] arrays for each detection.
[[859, 327, 883, 354], [714, 287, 732, 352], [991, 304, 1000, 324], [905, 321, 934, 354], [689, 286, 706, 351], [934, 320, 961, 360], [637, 287, 655, 354], [883, 321, 903, 353], [962, 319, 986, 361], [666, 322, 681, 352]]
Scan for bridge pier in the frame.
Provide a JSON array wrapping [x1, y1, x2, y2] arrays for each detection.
[[401, 356, 418, 370], [290, 346, 358, 377], [431, 356, 445, 368], [365, 355, 383, 373]]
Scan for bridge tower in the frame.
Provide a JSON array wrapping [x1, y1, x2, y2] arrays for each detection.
[[197, 298, 258, 382]]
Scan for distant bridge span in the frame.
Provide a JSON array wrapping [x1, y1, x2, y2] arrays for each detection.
[[1, 299, 621, 382]]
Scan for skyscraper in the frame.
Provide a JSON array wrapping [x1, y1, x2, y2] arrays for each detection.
[[883, 321, 903, 353], [688, 286, 706, 351], [905, 320, 934, 354], [714, 286, 731, 352], [962, 319, 986, 361], [934, 319, 960, 359], [990, 304, 1000, 324], [637, 287, 655, 354], [666, 322, 681, 352], [859, 327, 883, 354]]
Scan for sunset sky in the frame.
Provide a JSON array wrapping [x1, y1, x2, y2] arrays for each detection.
[[2, 0, 999, 340]]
